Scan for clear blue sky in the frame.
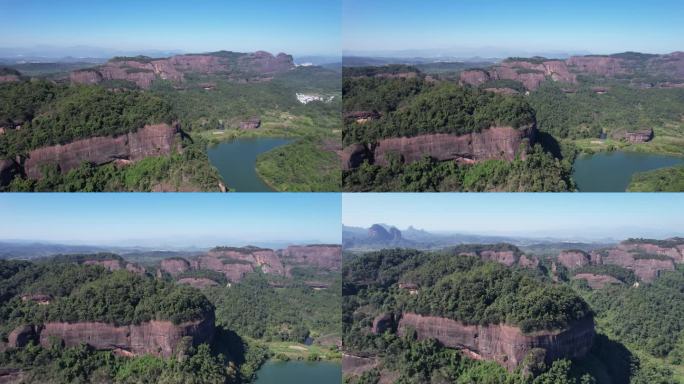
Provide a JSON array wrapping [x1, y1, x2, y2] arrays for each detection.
[[0, 193, 341, 247], [0, 0, 340, 56], [343, 193, 684, 240], [343, 0, 684, 55]]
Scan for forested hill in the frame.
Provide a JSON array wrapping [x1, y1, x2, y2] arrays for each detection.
[[0, 80, 174, 159], [343, 73, 535, 145]]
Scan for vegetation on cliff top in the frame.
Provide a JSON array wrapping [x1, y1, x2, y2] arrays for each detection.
[[343, 78, 535, 145], [343, 145, 574, 192], [0, 81, 174, 159], [343, 247, 677, 383], [0, 258, 214, 339], [4, 137, 222, 192]]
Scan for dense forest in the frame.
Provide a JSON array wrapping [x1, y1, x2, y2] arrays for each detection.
[[343, 145, 574, 192], [205, 272, 341, 345], [0, 254, 340, 383], [342, 63, 684, 192], [0, 81, 174, 159], [343, 248, 680, 383], [343, 78, 535, 145], [528, 81, 684, 140], [0, 259, 213, 338]]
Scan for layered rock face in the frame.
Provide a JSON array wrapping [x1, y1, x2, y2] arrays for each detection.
[[624, 128, 654, 143], [557, 250, 591, 270], [618, 239, 684, 263], [278, 245, 342, 271], [397, 313, 594, 372], [70, 51, 295, 89], [81, 258, 146, 276], [348, 125, 535, 169], [459, 61, 576, 91], [23, 123, 178, 179], [196, 247, 285, 282], [566, 56, 626, 76], [172, 244, 341, 283], [558, 239, 683, 283], [160, 258, 191, 276], [37, 313, 214, 358]]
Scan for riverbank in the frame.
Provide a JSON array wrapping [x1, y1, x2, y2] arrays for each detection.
[[266, 340, 342, 362], [570, 122, 684, 157]]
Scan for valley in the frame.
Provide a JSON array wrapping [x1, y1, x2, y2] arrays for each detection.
[[342, 235, 684, 383], [0, 244, 342, 383], [342, 52, 684, 191], [0, 50, 341, 192]]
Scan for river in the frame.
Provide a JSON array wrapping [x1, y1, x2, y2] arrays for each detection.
[[254, 361, 341, 384], [206, 137, 292, 192], [573, 151, 684, 191]]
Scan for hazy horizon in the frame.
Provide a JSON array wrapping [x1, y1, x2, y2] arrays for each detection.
[[343, 0, 683, 57], [0, 194, 341, 248], [0, 0, 341, 57], [342, 194, 684, 241]]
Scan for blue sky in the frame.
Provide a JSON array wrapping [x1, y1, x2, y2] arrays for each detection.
[[343, 193, 684, 240], [343, 0, 684, 56], [0, 193, 341, 247], [0, 0, 340, 56]]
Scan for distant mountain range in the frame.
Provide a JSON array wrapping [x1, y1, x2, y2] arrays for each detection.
[[342, 224, 615, 252]]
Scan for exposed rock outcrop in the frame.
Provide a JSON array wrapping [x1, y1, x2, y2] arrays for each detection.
[[82, 258, 146, 276], [371, 313, 394, 335], [618, 238, 684, 262], [8, 325, 38, 348], [557, 250, 591, 270], [566, 56, 626, 76], [38, 312, 214, 358], [397, 312, 594, 372], [559, 238, 684, 282], [341, 144, 372, 170], [342, 354, 379, 377], [348, 125, 535, 169], [278, 245, 342, 271], [624, 128, 653, 143], [367, 225, 402, 242], [160, 258, 191, 277], [23, 123, 179, 179], [197, 246, 284, 282], [167, 244, 341, 283], [70, 51, 295, 89], [459, 60, 576, 91]]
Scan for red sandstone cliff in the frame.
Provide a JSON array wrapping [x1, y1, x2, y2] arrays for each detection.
[[558, 239, 683, 283], [566, 56, 626, 76], [70, 51, 295, 89], [37, 313, 214, 358], [160, 258, 192, 277], [23, 123, 179, 179], [343, 125, 535, 170], [278, 245, 342, 271], [196, 247, 284, 282], [557, 250, 591, 270], [459, 60, 576, 91], [171, 244, 341, 283], [397, 312, 594, 372]]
